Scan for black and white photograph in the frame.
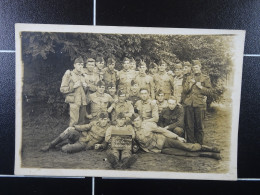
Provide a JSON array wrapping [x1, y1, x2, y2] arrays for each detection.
[[15, 24, 245, 180]]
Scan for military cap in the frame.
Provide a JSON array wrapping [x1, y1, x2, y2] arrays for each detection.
[[107, 57, 116, 65], [130, 57, 136, 63], [131, 80, 138, 86], [106, 82, 116, 89], [74, 56, 84, 64], [158, 60, 167, 66], [99, 112, 109, 119], [183, 61, 192, 67], [123, 57, 130, 63], [96, 56, 105, 63], [117, 112, 126, 119], [138, 60, 147, 67], [86, 58, 95, 63], [139, 88, 149, 93], [156, 89, 164, 96], [174, 63, 183, 69], [149, 62, 158, 68], [118, 89, 126, 96], [97, 80, 106, 87], [192, 60, 202, 67]]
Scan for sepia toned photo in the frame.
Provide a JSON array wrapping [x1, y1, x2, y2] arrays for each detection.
[[15, 24, 245, 180]]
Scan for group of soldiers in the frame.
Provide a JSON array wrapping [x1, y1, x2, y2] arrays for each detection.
[[41, 56, 221, 169]]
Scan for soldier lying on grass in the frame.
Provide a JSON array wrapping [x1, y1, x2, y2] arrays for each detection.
[[40, 112, 110, 153], [131, 113, 221, 160]]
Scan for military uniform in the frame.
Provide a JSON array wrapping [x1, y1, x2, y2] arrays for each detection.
[[103, 67, 118, 87], [154, 72, 175, 99], [135, 73, 155, 99], [82, 68, 99, 104], [157, 100, 168, 115], [135, 99, 159, 123], [111, 100, 134, 123], [94, 67, 106, 81], [182, 73, 212, 144], [117, 69, 134, 94], [173, 75, 183, 103], [88, 92, 114, 120], [128, 91, 141, 108], [60, 69, 87, 127], [158, 105, 184, 137]]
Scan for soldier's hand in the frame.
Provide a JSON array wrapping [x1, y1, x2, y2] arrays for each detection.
[[177, 137, 186, 143], [87, 114, 93, 119], [165, 126, 169, 130], [107, 107, 113, 113], [82, 82, 88, 88], [196, 82, 203, 89], [73, 81, 81, 88]]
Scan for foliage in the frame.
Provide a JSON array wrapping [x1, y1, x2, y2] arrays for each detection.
[[21, 31, 234, 115]]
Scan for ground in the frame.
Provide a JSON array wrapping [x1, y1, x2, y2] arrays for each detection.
[[21, 103, 231, 174]]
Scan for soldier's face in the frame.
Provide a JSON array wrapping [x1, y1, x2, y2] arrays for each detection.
[[193, 65, 201, 74], [123, 60, 130, 70], [168, 100, 177, 110], [117, 118, 126, 127], [140, 90, 149, 101], [133, 117, 142, 128], [118, 95, 126, 102], [74, 63, 84, 72], [130, 62, 136, 70], [86, 62, 95, 72], [139, 65, 147, 74], [99, 118, 108, 127], [156, 94, 164, 102], [131, 84, 139, 93], [108, 87, 116, 95], [96, 61, 105, 70], [183, 66, 191, 74], [150, 67, 158, 75], [97, 86, 105, 94], [175, 68, 182, 76], [158, 64, 167, 72], [108, 63, 115, 70]]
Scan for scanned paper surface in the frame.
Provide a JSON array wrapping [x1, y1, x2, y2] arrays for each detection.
[[15, 24, 245, 180]]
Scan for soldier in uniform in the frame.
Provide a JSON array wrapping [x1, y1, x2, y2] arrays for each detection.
[[111, 90, 134, 124], [105, 112, 137, 169], [156, 90, 168, 115], [135, 61, 155, 99], [182, 60, 212, 144], [148, 62, 158, 79], [40, 112, 110, 153], [87, 80, 114, 121], [106, 82, 118, 101], [154, 60, 175, 99], [103, 57, 118, 87], [128, 80, 141, 108], [158, 96, 184, 137], [60, 56, 87, 127], [181, 61, 192, 103], [135, 88, 159, 123], [95, 56, 105, 81], [129, 57, 136, 70], [118, 57, 134, 94], [173, 63, 183, 103], [131, 113, 220, 160]]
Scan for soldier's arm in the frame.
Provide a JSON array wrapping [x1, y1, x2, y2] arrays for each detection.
[[125, 102, 135, 118], [150, 77, 155, 99], [169, 76, 175, 95], [145, 100, 159, 123], [105, 127, 112, 142], [60, 70, 74, 94], [74, 122, 93, 132], [199, 76, 212, 96], [168, 107, 184, 130], [153, 126, 179, 139]]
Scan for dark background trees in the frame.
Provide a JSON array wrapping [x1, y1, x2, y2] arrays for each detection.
[[21, 31, 234, 117]]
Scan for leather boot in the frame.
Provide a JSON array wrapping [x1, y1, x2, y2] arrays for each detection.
[[199, 152, 221, 160], [107, 153, 120, 169], [201, 145, 220, 153], [121, 155, 138, 169], [40, 136, 63, 152]]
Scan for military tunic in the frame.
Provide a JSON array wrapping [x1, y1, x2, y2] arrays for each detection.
[[154, 72, 175, 99], [135, 99, 159, 123], [173, 75, 183, 103], [135, 73, 155, 99], [111, 100, 134, 123], [103, 68, 118, 87]]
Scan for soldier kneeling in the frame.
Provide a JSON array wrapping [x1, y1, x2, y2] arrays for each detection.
[[40, 112, 110, 153], [104, 112, 137, 169]]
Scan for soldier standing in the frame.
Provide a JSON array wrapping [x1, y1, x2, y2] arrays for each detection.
[[95, 56, 105, 81], [148, 62, 158, 79], [87, 80, 114, 121], [181, 61, 192, 103], [154, 60, 175, 99], [60, 56, 87, 127], [135, 61, 155, 99], [118, 57, 134, 94], [173, 63, 183, 103], [103, 57, 118, 87], [182, 60, 212, 144], [135, 88, 159, 123]]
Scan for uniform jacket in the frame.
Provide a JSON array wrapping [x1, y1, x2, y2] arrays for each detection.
[[135, 99, 159, 122], [135, 73, 155, 99], [173, 75, 183, 103], [158, 105, 184, 130], [157, 100, 168, 114], [113, 100, 134, 118], [103, 68, 118, 86], [118, 69, 135, 93], [154, 72, 175, 95], [182, 73, 212, 107], [60, 69, 87, 106]]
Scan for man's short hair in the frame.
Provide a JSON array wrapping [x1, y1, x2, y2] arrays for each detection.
[[158, 60, 167, 66], [183, 61, 192, 67], [139, 88, 149, 93], [97, 80, 105, 87], [118, 90, 126, 97], [107, 57, 116, 65], [106, 82, 116, 89], [130, 57, 136, 64], [192, 60, 202, 67], [149, 62, 158, 69], [138, 60, 146, 68], [123, 57, 130, 63], [86, 58, 95, 63], [156, 89, 164, 96], [117, 112, 126, 119], [74, 56, 84, 64], [96, 56, 105, 63]]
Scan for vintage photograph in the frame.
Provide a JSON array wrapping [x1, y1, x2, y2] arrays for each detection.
[[15, 24, 245, 180]]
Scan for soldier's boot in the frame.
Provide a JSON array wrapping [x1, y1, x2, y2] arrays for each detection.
[[201, 145, 220, 153], [121, 155, 138, 169], [107, 153, 120, 169], [199, 152, 221, 160], [40, 137, 63, 152]]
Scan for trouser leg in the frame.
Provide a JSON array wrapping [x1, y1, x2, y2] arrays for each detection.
[[61, 141, 86, 153], [78, 105, 86, 125], [194, 107, 204, 145], [60, 128, 80, 143], [163, 137, 201, 152], [185, 106, 196, 143], [161, 148, 200, 157], [69, 103, 80, 127], [121, 149, 132, 160]]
